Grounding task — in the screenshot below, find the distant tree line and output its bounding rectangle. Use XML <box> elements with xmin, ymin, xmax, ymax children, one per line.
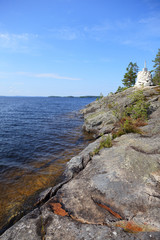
<box><xmin>116</xmin><ymin>49</ymin><xmax>160</xmax><ymax>93</ymax></box>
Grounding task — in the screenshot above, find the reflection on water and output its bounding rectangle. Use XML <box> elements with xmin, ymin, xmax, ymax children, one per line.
<box><xmin>0</xmin><ymin>97</ymin><xmax>95</xmax><ymax>234</ymax></box>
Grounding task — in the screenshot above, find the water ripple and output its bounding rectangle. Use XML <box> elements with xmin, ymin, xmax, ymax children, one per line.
<box><xmin>0</xmin><ymin>96</ymin><xmax>95</xmax><ymax>233</ymax></box>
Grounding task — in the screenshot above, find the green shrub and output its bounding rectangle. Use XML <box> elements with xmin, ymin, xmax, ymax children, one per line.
<box><xmin>100</xmin><ymin>135</ymin><xmax>113</xmax><ymax>148</ymax></box>
<box><xmin>92</xmin><ymin>147</ymin><xmax>100</xmax><ymax>155</ymax></box>
<box><xmin>112</xmin><ymin>103</ymin><xmax>123</xmax><ymax>120</ymax></box>
<box><xmin>91</xmin><ymin>135</ymin><xmax>113</xmax><ymax>156</ymax></box>
<box><xmin>112</xmin><ymin>117</ymin><xmax>144</xmax><ymax>139</ymax></box>
<box><xmin>124</xmin><ymin>90</ymin><xmax>150</xmax><ymax>120</ymax></box>
<box><xmin>96</xmin><ymin>93</ymin><xmax>104</xmax><ymax>101</ymax></box>
<box><xmin>116</xmin><ymin>86</ymin><xmax>128</xmax><ymax>93</ymax></box>
<box><xmin>108</xmin><ymin>103</ymin><xmax>113</xmax><ymax>109</ymax></box>
<box><xmin>130</xmin><ymin>90</ymin><xmax>145</xmax><ymax>101</ymax></box>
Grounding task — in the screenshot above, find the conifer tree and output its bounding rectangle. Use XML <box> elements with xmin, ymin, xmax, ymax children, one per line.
<box><xmin>122</xmin><ymin>62</ymin><xmax>139</xmax><ymax>88</ymax></box>
<box><xmin>152</xmin><ymin>49</ymin><xmax>160</xmax><ymax>85</ymax></box>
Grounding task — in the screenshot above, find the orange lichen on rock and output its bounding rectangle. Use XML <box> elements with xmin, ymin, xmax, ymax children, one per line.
<box><xmin>50</xmin><ymin>202</ymin><xmax>69</xmax><ymax>217</ymax></box>
<box><xmin>96</xmin><ymin>203</ymin><xmax>123</xmax><ymax>219</ymax></box>
<box><xmin>115</xmin><ymin>220</ymin><xmax>158</xmax><ymax>233</ymax></box>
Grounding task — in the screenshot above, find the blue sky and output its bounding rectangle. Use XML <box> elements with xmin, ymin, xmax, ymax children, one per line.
<box><xmin>0</xmin><ymin>0</ymin><xmax>160</xmax><ymax>96</ymax></box>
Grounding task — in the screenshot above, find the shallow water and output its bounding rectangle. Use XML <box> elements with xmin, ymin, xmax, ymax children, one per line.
<box><xmin>0</xmin><ymin>96</ymin><xmax>95</xmax><ymax>233</ymax></box>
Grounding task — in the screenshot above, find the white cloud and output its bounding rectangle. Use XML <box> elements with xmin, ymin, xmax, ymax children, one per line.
<box><xmin>115</xmin><ymin>19</ymin><xmax>132</xmax><ymax>30</ymax></box>
<box><xmin>139</xmin><ymin>17</ymin><xmax>152</xmax><ymax>24</ymax></box>
<box><xmin>48</xmin><ymin>22</ymin><xmax>113</xmax><ymax>41</ymax></box>
<box><xmin>122</xmin><ymin>40</ymin><xmax>134</xmax><ymax>45</ymax></box>
<box><xmin>83</xmin><ymin>23</ymin><xmax>112</xmax><ymax>41</ymax></box>
<box><xmin>118</xmin><ymin>13</ymin><xmax>160</xmax><ymax>50</ymax></box>
<box><xmin>33</xmin><ymin>73</ymin><xmax>80</xmax><ymax>80</ymax></box>
<box><xmin>49</xmin><ymin>27</ymin><xmax>80</xmax><ymax>40</ymax></box>
<box><xmin>82</xmin><ymin>14</ymin><xmax>160</xmax><ymax>46</ymax></box>
<box><xmin>84</xmin><ymin>23</ymin><xmax>111</xmax><ymax>33</ymax></box>
<box><xmin>0</xmin><ymin>72</ymin><xmax>81</xmax><ymax>81</ymax></box>
<box><xmin>138</xmin><ymin>16</ymin><xmax>160</xmax><ymax>37</ymax></box>
<box><xmin>0</xmin><ymin>33</ymin><xmax>38</xmax><ymax>51</ymax></box>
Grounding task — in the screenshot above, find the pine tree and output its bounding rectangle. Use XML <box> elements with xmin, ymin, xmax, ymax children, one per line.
<box><xmin>152</xmin><ymin>49</ymin><xmax>160</xmax><ymax>85</ymax></box>
<box><xmin>122</xmin><ymin>62</ymin><xmax>139</xmax><ymax>88</ymax></box>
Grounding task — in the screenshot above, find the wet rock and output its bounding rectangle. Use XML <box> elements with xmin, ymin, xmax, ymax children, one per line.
<box><xmin>0</xmin><ymin>208</ymin><xmax>41</xmax><ymax>240</ymax></box>
<box><xmin>63</xmin><ymin>137</ymin><xmax>102</xmax><ymax>180</ymax></box>
<box><xmin>36</xmin><ymin>187</ymin><xmax>52</xmax><ymax>205</ymax></box>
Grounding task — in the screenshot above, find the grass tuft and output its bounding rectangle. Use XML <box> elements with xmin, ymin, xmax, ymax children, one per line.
<box><xmin>92</xmin><ymin>135</ymin><xmax>113</xmax><ymax>156</ymax></box>
<box><xmin>112</xmin><ymin>117</ymin><xmax>146</xmax><ymax>138</ymax></box>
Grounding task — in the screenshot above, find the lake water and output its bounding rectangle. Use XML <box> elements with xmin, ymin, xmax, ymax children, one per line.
<box><xmin>0</xmin><ymin>96</ymin><xmax>95</xmax><ymax>234</ymax></box>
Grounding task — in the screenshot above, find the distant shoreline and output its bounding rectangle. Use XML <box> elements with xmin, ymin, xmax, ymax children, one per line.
<box><xmin>0</xmin><ymin>96</ymin><xmax>98</xmax><ymax>98</ymax></box>
<box><xmin>48</xmin><ymin>96</ymin><xmax>99</xmax><ymax>98</ymax></box>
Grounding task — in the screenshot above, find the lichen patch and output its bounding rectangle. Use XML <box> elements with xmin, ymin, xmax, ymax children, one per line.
<box><xmin>115</xmin><ymin>220</ymin><xmax>159</xmax><ymax>233</ymax></box>
<box><xmin>50</xmin><ymin>202</ymin><xmax>69</xmax><ymax>217</ymax></box>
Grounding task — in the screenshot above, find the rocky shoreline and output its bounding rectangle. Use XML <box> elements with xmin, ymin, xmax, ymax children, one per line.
<box><xmin>0</xmin><ymin>86</ymin><xmax>160</xmax><ymax>240</ymax></box>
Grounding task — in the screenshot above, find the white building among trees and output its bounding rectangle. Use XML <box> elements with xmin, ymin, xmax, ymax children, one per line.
<box><xmin>135</xmin><ymin>61</ymin><xmax>153</xmax><ymax>87</ymax></box>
